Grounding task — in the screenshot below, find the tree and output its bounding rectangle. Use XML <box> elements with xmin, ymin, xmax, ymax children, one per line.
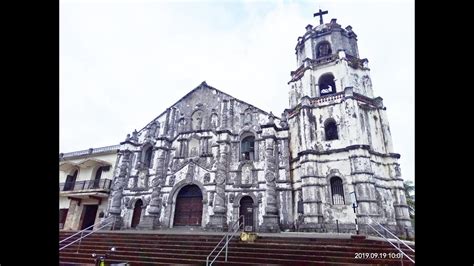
<box><xmin>403</xmin><ymin>180</ymin><xmax>415</xmax><ymax>226</ymax></box>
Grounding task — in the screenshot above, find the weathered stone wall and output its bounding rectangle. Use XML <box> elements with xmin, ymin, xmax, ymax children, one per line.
<box><xmin>290</xmin><ymin>145</ymin><xmax>405</xmax><ymax>232</ymax></box>
<box><xmin>287</xmin><ymin>93</ymin><xmax>409</xmax><ymax>233</ymax></box>
<box><xmin>289</xmin><ymin>54</ymin><xmax>373</xmax><ymax>108</ymax></box>
<box><xmin>288</xmin><ymin>96</ymin><xmax>393</xmax><ymax>158</ymax></box>
<box><xmin>294</xmin><ymin>20</ymin><xmax>359</xmax><ymax>68</ymax></box>
<box><xmin>286</xmin><ymin>20</ymin><xmax>411</xmax><ymax>235</ymax></box>
<box><xmin>108</xmin><ymin>83</ymin><xmax>292</xmax><ymax>231</ymax></box>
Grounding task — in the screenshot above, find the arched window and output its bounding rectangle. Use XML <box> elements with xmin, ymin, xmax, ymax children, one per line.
<box><xmin>330</xmin><ymin>176</ymin><xmax>345</xmax><ymax>205</ymax></box>
<box><xmin>143</xmin><ymin>146</ymin><xmax>153</xmax><ymax>168</ymax></box>
<box><xmin>324</xmin><ymin>119</ymin><xmax>338</xmax><ymax>141</ymax></box>
<box><xmin>316</xmin><ymin>41</ymin><xmax>332</xmax><ymax>58</ymax></box>
<box><xmin>64</xmin><ymin>169</ymin><xmax>78</xmax><ymax>191</ymax></box>
<box><xmin>241</xmin><ymin>135</ymin><xmax>255</xmax><ymax>161</ymax></box>
<box><xmin>318</xmin><ymin>73</ymin><xmax>336</xmax><ymax>96</ymax></box>
<box><xmin>91</xmin><ymin>166</ymin><xmax>104</xmax><ymax>188</ymax></box>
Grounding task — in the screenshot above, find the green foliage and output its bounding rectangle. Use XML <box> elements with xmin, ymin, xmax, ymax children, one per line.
<box><xmin>403</xmin><ymin>180</ymin><xmax>415</xmax><ymax>226</ymax></box>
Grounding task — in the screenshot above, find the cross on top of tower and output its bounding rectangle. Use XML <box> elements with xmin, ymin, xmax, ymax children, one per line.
<box><xmin>313</xmin><ymin>9</ymin><xmax>328</xmax><ymax>25</ymax></box>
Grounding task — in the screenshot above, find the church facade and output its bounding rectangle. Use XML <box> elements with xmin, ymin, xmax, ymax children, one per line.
<box><xmin>63</xmin><ymin>13</ymin><xmax>412</xmax><ymax>236</ymax></box>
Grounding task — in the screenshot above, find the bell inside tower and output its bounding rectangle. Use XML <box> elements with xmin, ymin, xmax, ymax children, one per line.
<box><xmin>318</xmin><ymin>73</ymin><xmax>336</xmax><ymax>96</ymax></box>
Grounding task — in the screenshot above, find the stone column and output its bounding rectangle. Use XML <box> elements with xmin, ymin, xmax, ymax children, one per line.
<box><xmin>350</xmin><ymin>154</ymin><xmax>380</xmax><ymax>233</ymax></box>
<box><xmin>163</xmin><ymin>108</ymin><xmax>170</xmax><ymax>136</ymax></box>
<box><xmin>299</xmin><ymin>161</ymin><xmax>325</xmax><ymax>232</ymax></box>
<box><xmin>261</xmin><ymin>136</ymin><xmax>280</xmax><ymax>232</ymax></box>
<box><xmin>221</xmin><ymin>100</ymin><xmax>228</xmax><ymax>129</ymax></box>
<box><xmin>229</xmin><ymin>99</ymin><xmax>234</xmax><ymax>129</ymax></box>
<box><xmin>207</xmin><ymin>134</ymin><xmax>230</xmax><ymax>231</ymax></box>
<box><xmin>138</xmin><ymin>140</ymin><xmax>169</xmax><ymax>229</ymax></box>
<box><xmin>106</xmin><ymin>150</ymin><xmax>132</xmax><ymax>230</ymax></box>
<box><xmin>391</xmin><ymin>163</ymin><xmax>413</xmax><ymax>237</ymax></box>
<box><xmin>298</xmin><ymin>97</ymin><xmax>311</xmax><ymax>151</ymax></box>
<box><xmin>377</xmin><ymin>105</ymin><xmax>395</xmax><ymax>153</ymax></box>
<box><xmin>343</xmin><ymin>88</ymin><xmax>365</xmax><ymax>146</ymax></box>
<box><xmin>168</xmin><ymin>107</ymin><xmax>176</xmax><ymax>138</ymax></box>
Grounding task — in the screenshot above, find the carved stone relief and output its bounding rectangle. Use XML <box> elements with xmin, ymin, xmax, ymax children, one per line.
<box><xmin>169</xmin><ymin>175</ymin><xmax>175</xmax><ymax>186</ymax></box>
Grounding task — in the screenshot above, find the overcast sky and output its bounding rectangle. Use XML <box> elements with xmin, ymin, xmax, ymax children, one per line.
<box><xmin>60</xmin><ymin>0</ymin><xmax>414</xmax><ymax>183</ymax></box>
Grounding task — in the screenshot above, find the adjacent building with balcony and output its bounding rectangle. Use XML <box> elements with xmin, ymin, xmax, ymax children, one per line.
<box><xmin>59</xmin><ymin>145</ymin><xmax>119</xmax><ymax>230</ymax></box>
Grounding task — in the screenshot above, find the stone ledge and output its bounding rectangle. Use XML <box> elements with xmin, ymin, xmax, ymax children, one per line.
<box><xmin>350</xmin><ymin>234</ymin><xmax>367</xmax><ymax>240</ymax></box>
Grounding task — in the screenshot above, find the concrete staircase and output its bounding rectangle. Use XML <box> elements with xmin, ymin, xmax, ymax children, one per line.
<box><xmin>59</xmin><ymin>230</ymin><xmax>415</xmax><ymax>265</ymax></box>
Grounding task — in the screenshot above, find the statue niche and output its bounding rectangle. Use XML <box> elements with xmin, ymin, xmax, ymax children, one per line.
<box><xmin>242</xmin><ymin>164</ymin><xmax>252</xmax><ymax>185</ymax></box>
<box><xmin>237</xmin><ymin>163</ymin><xmax>255</xmax><ymax>187</ymax></box>
<box><xmin>188</xmin><ymin>137</ymin><xmax>200</xmax><ymax>157</ymax></box>
<box><xmin>243</xmin><ymin>108</ymin><xmax>253</xmax><ymax>126</ymax></box>
<box><xmin>137</xmin><ymin>170</ymin><xmax>148</xmax><ymax>189</ymax></box>
<box><xmin>192</xmin><ymin>110</ymin><xmax>204</xmax><ymax>130</ymax></box>
<box><xmin>210</xmin><ymin>112</ymin><xmax>219</xmax><ymax>129</ymax></box>
<box><xmin>177</xmin><ymin>116</ymin><xmax>186</xmax><ymax>133</ymax></box>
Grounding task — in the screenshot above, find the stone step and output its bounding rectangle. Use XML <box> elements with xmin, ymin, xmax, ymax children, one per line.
<box><xmin>61</xmin><ymin>239</ymin><xmax>414</xmax><ymax>256</ymax></box>
<box><xmin>59</xmin><ymin>232</ymin><xmax>414</xmax><ymax>265</ymax></box>
<box><xmin>77</xmin><ymin>246</ymin><xmax>414</xmax><ymax>260</ymax></box>
<box><xmin>87</xmin><ymin>248</ymin><xmax>414</xmax><ymax>264</ymax></box>
<box><xmin>61</xmin><ymin>252</ymin><xmax>401</xmax><ymax>265</ymax></box>
<box><xmin>60</xmin><ymin>235</ymin><xmax>412</xmax><ymax>249</ymax></box>
<box><xmin>60</xmin><ymin>232</ymin><xmax>413</xmax><ymax>247</ymax></box>
<box><xmin>64</xmin><ymin>241</ymin><xmax>414</xmax><ymax>258</ymax></box>
<box><xmin>61</xmin><ymin>246</ymin><xmax>414</xmax><ymax>265</ymax></box>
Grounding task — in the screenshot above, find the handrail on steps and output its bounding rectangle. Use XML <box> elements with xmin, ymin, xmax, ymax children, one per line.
<box><xmin>206</xmin><ymin>215</ymin><xmax>245</xmax><ymax>266</ymax></box>
<box><xmin>366</xmin><ymin>218</ymin><xmax>415</xmax><ymax>264</ymax></box>
<box><xmin>59</xmin><ymin>215</ymin><xmax>116</xmax><ymax>252</ymax></box>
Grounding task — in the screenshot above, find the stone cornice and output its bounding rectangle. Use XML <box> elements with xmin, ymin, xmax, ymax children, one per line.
<box><xmin>291</xmin><ymin>145</ymin><xmax>400</xmax><ymax>163</ymax></box>
<box><xmin>287</xmin><ymin>92</ymin><xmax>383</xmax><ymax>120</ymax></box>
<box><xmin>60</xmin><ymin>145</ymin><xmax>120</xmax><ymax>160</ymax></box>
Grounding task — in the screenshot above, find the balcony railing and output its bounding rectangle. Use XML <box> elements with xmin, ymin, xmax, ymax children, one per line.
<box><xmin>311</xmin><ymin>54</ymin><xmax>339</xmax><ymax>66</ymax></box>
<box><xmin>311</xmin><ymin>92</ymin><xmax>344</xmax><ymax>105</ymax></box>
<box><xmin>59</xmin><ymin>179</ymin><xmax>112</xmax><ymax>192</ymax></box>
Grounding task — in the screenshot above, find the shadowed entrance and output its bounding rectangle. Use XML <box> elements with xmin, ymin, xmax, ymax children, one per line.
<box><xmin>173</xmin><ymin>185</ymin><xmax>203</xmax><ymax>226</ymax></box>
<box><xmin>131</xmin><ymin>199</ymin><xmax>143</xmax><ymax>228</ymax></box>
<box><xmin>240</xmin><ymin>196</ymin><xmax>254</xmax><ymax>231</ymax></box>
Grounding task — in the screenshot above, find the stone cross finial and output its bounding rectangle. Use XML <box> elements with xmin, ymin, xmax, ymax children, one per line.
<box><xmin>280</xmin><ymin>112</ymin><xmax>288</xmax><ymax>128</ymax></box>
<box><xmin>131</xmin><ymin>129</ymin><xmax>138</xmax><ymax>141</ymax></box>
<box><xmin>313</xmin><ymin>9</ymin><xmax>328</xmax><ymax>25</ymax></box>
<box><xmin>268</xmin><ymin>112</ymin><xmax>275</xmax><ymax>124</ymax></box>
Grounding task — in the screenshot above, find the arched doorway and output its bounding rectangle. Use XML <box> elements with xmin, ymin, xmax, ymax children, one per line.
<box><xmin>239</xmin><ymin>196</ymin><xmax>254</xmax><ymax>231</ymax></box>
<box><xmin>131</xmin><ymin>199</ymin><xmax>143</xmax><ymax>228</ymax></box>
<box><xmin>174</xmin><ymin>185</ymin><xmax>203</xmax><ymax>226</ymax></box>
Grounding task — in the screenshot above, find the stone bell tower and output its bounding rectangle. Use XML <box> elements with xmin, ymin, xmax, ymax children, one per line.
<box><xmin>287</xmin><ymin>10</ymin><xmax>412</xmax><ymax>236</ymax></box>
